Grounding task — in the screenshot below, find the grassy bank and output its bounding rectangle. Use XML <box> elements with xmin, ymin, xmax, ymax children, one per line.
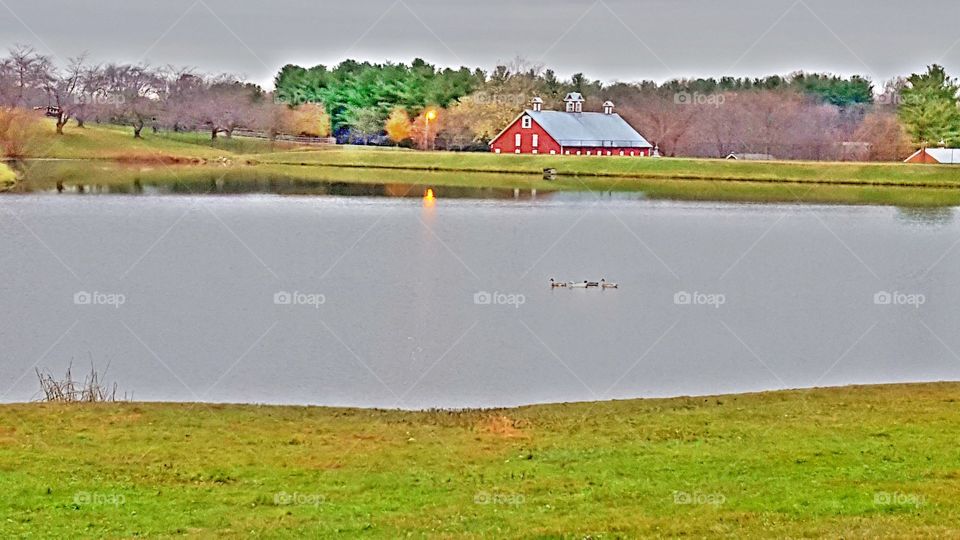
<box><xmin>14</xmin><ymin>159</ymin><xmax>960</xmax><ymax>207</ymax></box>
<box><xmin>2</xmin><ymin>383</ymin><xmax>960</xmax><ymax>538</ymax></box>
<box><xmin>13</xmin><ymin>122</ymin><xmax>960</xmax><ymax>206</ymax></box>
<box><xmin>0</xmin><ymin>162</ymin><xmax>14</xmax><ymax>186</ymax></box>
<box><xmin>251</xmin><ymin>145</ymin><xmax>960</xmax><ymax>188</ymax></box>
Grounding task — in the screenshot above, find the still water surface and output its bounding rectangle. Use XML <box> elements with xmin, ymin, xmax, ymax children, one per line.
<box><xmin>1</xmin><ymin>190</ymin><xmax>958</xmax><ymax>408</ymax></box>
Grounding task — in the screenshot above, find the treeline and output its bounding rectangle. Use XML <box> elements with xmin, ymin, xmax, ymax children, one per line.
<box><xmin>274</xmin><ymin>59</ymin><xmax>482</xmax><ymax>135</ymax></box>
<box><xmin>274</xmin><ymin>57</ymin><xmax>957</xmax><ymax>160</ymax></box>
<box><xmin>3</xmin><ymin>44</ymin><xmax>959</xmax><ymax>161</ymax></box>
<box><xmin>0</xmin><ymin>45</ymin><xmax>333</xmax><ymax>148</ymax></box>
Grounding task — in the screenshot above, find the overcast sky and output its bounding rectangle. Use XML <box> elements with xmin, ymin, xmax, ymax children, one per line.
<box><xmin>2</xmin><ymin>0</ymin><xmax>959</xmax><ymax>89</ymax></box>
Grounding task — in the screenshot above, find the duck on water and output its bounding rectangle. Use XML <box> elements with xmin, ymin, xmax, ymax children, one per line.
<box><xmin>550</xmin><ymin>278</ymin><xmax>618</xmax><ymax>289</ymax></box>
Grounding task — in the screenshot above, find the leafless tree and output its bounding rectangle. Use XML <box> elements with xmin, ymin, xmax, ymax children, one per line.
<box><xmin>43</xmin><ymin>55</ymin><xmax>91</xmax><ymax>134</ymax></box>
<box><xmin>0</xmin><ymin>45</ymin><xmax>52</xmax><ymax>109</ymax></box>
<box><xmin>101</xmin><ymin>63</ymin><xmax>162</xmax><ymax>138</ymax></box>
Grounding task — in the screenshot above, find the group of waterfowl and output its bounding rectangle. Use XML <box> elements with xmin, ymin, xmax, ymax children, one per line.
<box><xmin>550</xmin><ymin>278</ymin><xmax>618</xmax><ymax>289</ymax></box>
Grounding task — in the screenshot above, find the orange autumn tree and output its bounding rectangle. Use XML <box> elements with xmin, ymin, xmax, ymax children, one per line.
<box><xmin>0</xmin><ymin>107</ymin><xmax>47</xmax><ymax>158</ymax></box>
<box><xmin>290</xmin><ymin>103</ymin><xmax>331</xmax><ymax>137</ymax></box>
<box><xmin>384</xmin><ymin>108</ymin><xmax>412</xmax><ymax>145</ymax></box>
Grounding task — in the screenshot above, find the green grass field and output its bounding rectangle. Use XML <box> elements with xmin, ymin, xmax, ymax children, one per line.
<box><xmin>15</xmin><ymin>159</ymin><xmax>960</xmax><ymax>207</ymax></box>
<box><xmin>13</xmin><ymin>121</ymin><xmax>960</xmax><ymax>205</ymax></box>
<box><xmin>1</xmin><ymin>383</ymin><xmax>958</xmax><ymax>538</ymax></box>
<box><xmin>252</xmin><ymin>145</ymin><xmax>960</xmax><ymax>188</ymax></box>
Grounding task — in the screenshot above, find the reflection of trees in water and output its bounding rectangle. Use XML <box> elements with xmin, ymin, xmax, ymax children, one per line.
<box><xmin>16</xmin><ymin>163</ymin><xmax>536</xmax><ymax>199</ymax></box>
<box><xmin>895</xmin><ymin>206</ymin><xmax>955</xmax><ymax>226</ymax></box>
<box><xmin>115</xmin><ymin>174</ymin><xmax>526</xmax><ymax>199</ymax></box>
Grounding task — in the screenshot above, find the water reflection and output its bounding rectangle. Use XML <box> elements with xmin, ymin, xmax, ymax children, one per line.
<box><xmin>895</xmin><ymin>206</ymin><xmax>955</xmax><ymax>226</ymax></box>
<box><xmin>33</xmin><ymin>175</ymin><xmax>552</xmax><ymax>200</ymax></box>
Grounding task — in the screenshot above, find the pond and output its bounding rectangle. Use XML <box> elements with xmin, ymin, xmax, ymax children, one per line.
<box><xmin>1</xmin><ymin>189</ymin><xmax>958</xmax><ymax>409</ymax></box>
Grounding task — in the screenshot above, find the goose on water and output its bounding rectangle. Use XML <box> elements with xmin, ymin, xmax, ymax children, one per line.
<box><xmin>549</xmin><ymin>278</ymin><xmax>567</xmax><ymax>288</ymax></box>
<box><xmin>600</xmin><ymin>279</ymin><xmax>618</xmax><ymax>289</ymax></box>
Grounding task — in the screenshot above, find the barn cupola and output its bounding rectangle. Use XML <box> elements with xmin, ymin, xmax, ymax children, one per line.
<box><xmin>563</xmin><ymin>92</ymin><xmax>584</xmax><ymax>113</ymax></box>
<box><xmin>531</xmin><ymin>96</ymin><xmax>543</xmax><ymax>112</ymax></box>
<box><xmin>603</xmin><ymin>100</ymin><xmax>615</xmax><ymax>115</ymax></box>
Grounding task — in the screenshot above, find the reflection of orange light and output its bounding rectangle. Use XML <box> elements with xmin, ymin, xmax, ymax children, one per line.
<box><xmin>423</xmin><ymin>188</ymin><xmax>435</xmax><ymax>206</ymax></box>
<box><xmin>425</xmin><ymin>110</ymin><xmax>437</xmax><ymax>121</ymax></box>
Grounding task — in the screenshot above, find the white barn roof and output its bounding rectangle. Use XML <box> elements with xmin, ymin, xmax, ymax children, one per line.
<box><xmin>906</xmin><ymin>148</ymin><xmax>960</xmax><ymax>164</ymax></box>
<box><xmin>525</xmin><ymin>109</ymin><xmax>652</xmax><ymax>148</ymax></box>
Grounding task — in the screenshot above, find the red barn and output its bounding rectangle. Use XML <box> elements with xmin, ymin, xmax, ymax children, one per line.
<box><xmin>904</xmin><ymin>147</ymin><xmax>960</xmax><ymax>164</ymax></box>
<box><xmin>489</xmin><ymin>93</ymin><xmax>654</xmax><ymax>156</ymax></box>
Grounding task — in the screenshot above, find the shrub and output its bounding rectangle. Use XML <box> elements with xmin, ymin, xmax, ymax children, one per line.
<box><xmin>0</xmin><ymin>107</ymin><xmax>48</xmax><ymax>158</ymax></box>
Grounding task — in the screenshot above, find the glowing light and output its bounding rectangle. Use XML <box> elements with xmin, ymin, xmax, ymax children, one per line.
<box><xmin>425</xmin><ymin>110</ymin><xmax>438</xmax><ymax>121</ymax></box>
<box><xmin>423</xmin><ymin>188</ymin><xmax>436</xmax><ymax>206</ymax></box>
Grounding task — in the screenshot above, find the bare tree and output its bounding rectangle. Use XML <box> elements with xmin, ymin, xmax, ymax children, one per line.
<box><xmin>101</xmin><ymin>63</ymin><xmax>162</xmax><ymax>138</ymax></box>
<box><xmin>0</xmin><ymin>45</ymin><xmax>52</xmax><ymax>109</ymax></box>
<box><xmin>43</xmin><ymin>55</ymin><xmax>91</xmax><ymax>134</ymax></box>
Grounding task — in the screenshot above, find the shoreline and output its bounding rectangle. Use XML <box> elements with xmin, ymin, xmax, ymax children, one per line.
<box><xmin>3</xmin><ymin>380</ymin><xmax>954</xmax><ymax>412</ymax></box>
<box><xmin>12</xmin><ymin>154</ymin><xmax>960</xmax><ymax>191</ymax></box>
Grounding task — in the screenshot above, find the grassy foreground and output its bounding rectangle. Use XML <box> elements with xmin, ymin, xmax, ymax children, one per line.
<box><xmin>2</xmin><ymin>383</ymin><xmax>960</xmax><ymax>538</ymax></box>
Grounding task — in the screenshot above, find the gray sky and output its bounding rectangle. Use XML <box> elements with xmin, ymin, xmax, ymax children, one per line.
<box><xmin>2</xmin><ymin>0</ymin><xmax>959</xmax><ymax>89</ymax></box>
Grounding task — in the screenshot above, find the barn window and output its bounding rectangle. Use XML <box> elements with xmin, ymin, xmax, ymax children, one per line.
<box><xmin>495</xmin><ymin>148</ymin><xmax>501</xmax><ymax>154</ymax></box>
<box><xmin>514</xmin><ymin>134</ymin><xmax>521</xmax><ymax>147</ymax></box>
<box><xmin>619</xmin><ymin>150</ymin><xmax>624</xmax><ymax>156</ymax></box>
<box><xmin>630</xmin><ymin>151</ymin><xmax>635</xmax><ymax>156</ymax></box>
<box><xmin>521</xmin><ymin>116</ymin><xmax>532</xmax><ymax>129</ymax></box>
<box><xmin>532</xmin><ymin>149</ymin><xmax>538</xmax><ymax>154</ymax></box>
<box><xmin>532</xmin><ymin>134</ymin><xmax>539</xmax><ymax>147</ymax></box>
<box><xmin>606</xmin><ymin>151</ymin><xmax>612</xmax><ymax>156</ymax></box>
<box><xmin>550</xmin><ymin>150</ymin><xmax>556</xmax><ymax>155</ymax></box>
<box><xmin>586</xmin><ymin>151</ymin><xmax>591</xmax><ymax>155</ymax></box>
<box><xmin>565</xmin><ymin>150</ymin><xmax>570</xmax><ymax>155</ymax></box>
